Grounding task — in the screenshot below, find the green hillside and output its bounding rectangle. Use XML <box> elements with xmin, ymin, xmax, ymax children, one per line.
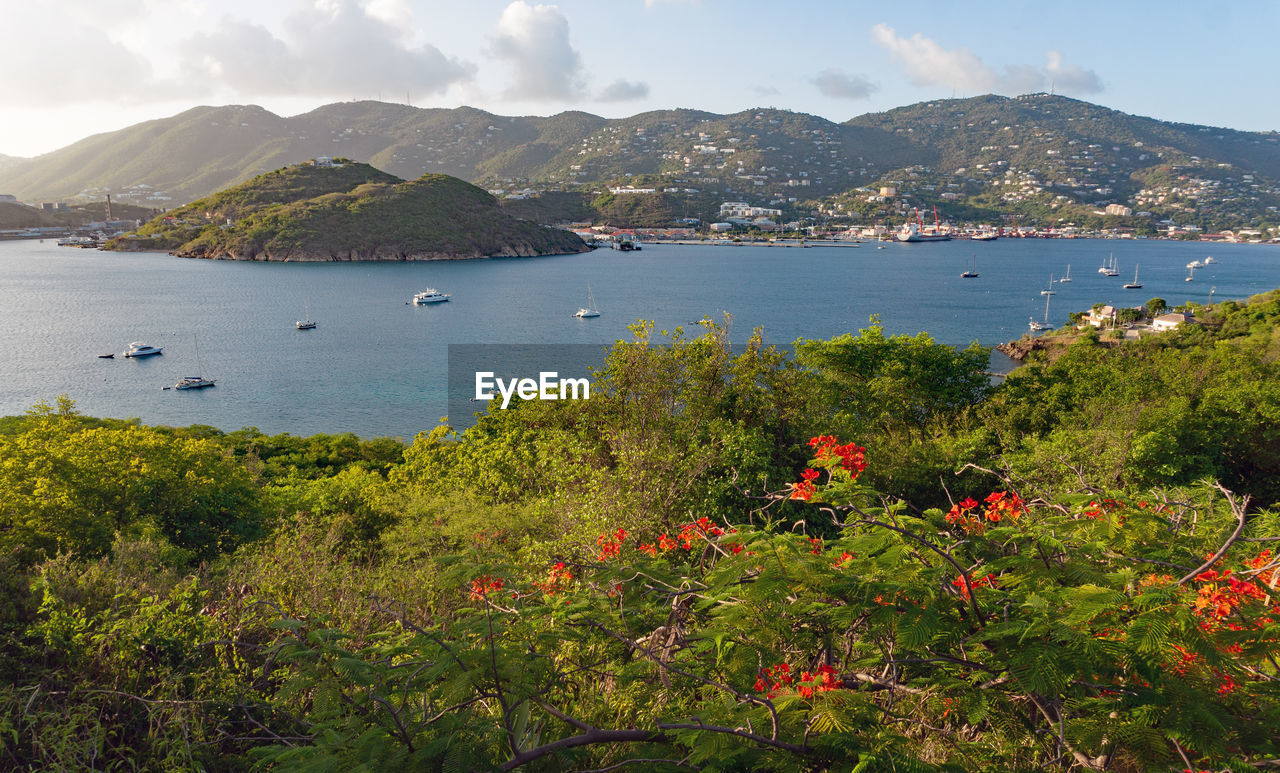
<box><xmin>5</xmin><ymin>95</ymin><xmax>1280</xmax><ymax>232</ymax></box>
<box><xmin>108</xmin><ymin>160</ymin><xmax>587</xmax><ymax>260</ymax></box>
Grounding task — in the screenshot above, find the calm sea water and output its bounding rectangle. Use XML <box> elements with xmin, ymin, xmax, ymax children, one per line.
<box><xmin>1</xmin><ymin>238</ymin><xmax>1277</xmax><ymax>438</ymax></box>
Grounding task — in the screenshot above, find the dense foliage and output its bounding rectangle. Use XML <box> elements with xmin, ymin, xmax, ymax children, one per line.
<box><xmin>4</xmin><ymin>292</ymin><xmax>1280</xmax><ymax>770</ymax></box>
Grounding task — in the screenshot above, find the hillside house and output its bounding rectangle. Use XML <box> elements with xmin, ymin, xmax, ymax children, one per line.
<box><xmin>1152</xmin><ymin>312</ymin><xmax>1195</xmax><ymax>332</ymax></box>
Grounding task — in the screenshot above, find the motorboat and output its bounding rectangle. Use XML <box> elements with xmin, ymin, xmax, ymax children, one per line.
<box><xmin>123</xmin><ymin>342</ymin><xmax>163</xmax><ymax>357</ymax></box>
<box><xmin>413</xmin><ymin>289</ymin><xmax>450</xmax><ymax>304</ymax></box>
<box><xmin>1186</xmin><ymin>260</ymin><xmax>1204</xmax><ymax>269</ymax></box>
<box><xmin>574</xmin><ymin>283</ymin><xmax>601</xmax><ymax>318</ymax></box>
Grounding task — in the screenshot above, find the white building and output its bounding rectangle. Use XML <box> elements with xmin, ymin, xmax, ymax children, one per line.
<box><xmin>1152</xmin><ymin>312</ymin><xmax>1195</xmax><ymax>332</ymax></box>
<box><xmin>719</xmin><ymin>201</ymin><xmax>783</xmax><ymax>219</ymax></box>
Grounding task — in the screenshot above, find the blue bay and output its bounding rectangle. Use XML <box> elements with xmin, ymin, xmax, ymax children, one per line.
<box><xmin>2</xmin><ymin>238</ymin><xmax>1277</xmax><ymax>438</ymax></box>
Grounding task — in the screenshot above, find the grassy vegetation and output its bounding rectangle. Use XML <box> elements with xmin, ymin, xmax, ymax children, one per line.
<box><xmin>4</xmin><ymin>291</ymin><xmax>1280</xmax><ymax>770</ymax></box>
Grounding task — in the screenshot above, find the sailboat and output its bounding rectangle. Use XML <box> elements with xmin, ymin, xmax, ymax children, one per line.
<box><xmin>173</xmin><ymin>335</ymin><xmax>215</xmax><ymax>390</ymax></box>
<box><xmin>961</xmin><ymin>255</ymin><xmax>979</xmax><ymax>278</ymax></box>
<box><xmin>1123</xmin><ymin>264</ymin><xmax>1143</xmax><ymax>289</ymax></box>
<box><xmin>296</xmin><ymin>300</ymin><xmax>317</xmax><ymax>330</ymax></box>
<box><xmin>1099</xmin><ymin>253</ymin><xmax>1119</xmax><ymax>277</ymax></box>
<box><xmin>1186</xmin><ymin>265</ymin><xmax>1195</xmax><ymax>282</ymax></box>
<box><xmin>1029</xmin><ymin>289</ymin><xmax>1052</xmax><ymax>331</ymax></box>
<box><xmin>1058</xmin><ymin>264</ymin><xmax>1072</xmax><ymax>283</ymax></box>
<box><xmin>1040</xmin><ymin>273</ymin><xmax>1056</xmax><ymax>295</ymax></box>
<box><xmin>574</xmin><ymin>283</ymin><xmax>600</xmax><ymax>318</ymax></box>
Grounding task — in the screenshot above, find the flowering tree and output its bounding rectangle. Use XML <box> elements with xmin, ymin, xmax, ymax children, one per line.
<box><xmin>255</xmin><ymin>437</ymin><xmax>1280</xmax><ymax>771</ymax></box>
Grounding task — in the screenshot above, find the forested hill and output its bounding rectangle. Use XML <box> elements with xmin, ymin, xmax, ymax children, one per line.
<box><xmin>106</xmin><ymin>160</ymin><xmax>588</xmax><ymax>261</ymax></box>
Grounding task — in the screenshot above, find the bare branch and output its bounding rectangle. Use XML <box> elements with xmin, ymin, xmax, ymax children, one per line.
<box><xmin>1179</xmin><ymin>484</ymin><xmax>1251</xmax><ymax>585</ymax></box>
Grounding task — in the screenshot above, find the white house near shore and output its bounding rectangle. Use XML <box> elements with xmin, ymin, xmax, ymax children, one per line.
<box><xmin>1152</xmin><ymin>312</ymin><xmax>1196</xmax><ymax>331</ymax></box>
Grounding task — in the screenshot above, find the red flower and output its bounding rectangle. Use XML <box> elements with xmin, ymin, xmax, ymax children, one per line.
<box><xmin>790</xmin><ymin>480</ymin><xmax>816</xmax><ymax>501</ymax></box>
<box><xmin>469</xmin><ymin>575</ymin><xmax>504</xmax><ymax>601</ymax></box>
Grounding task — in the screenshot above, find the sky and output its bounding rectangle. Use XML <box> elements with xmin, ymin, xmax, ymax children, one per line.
<box><xmin>2</xmin><ymin>0</ymin><xmax>1277</xmax><ymax>157</ymax></box>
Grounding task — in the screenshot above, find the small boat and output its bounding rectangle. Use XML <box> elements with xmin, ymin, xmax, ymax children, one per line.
<box><xmin>1058</xmin><ymin>264</ymin><xmax>1072</xmax><ymax>283</ymax></box>
<box><xmin>1099</xmin><ymin>253</ymin><xmax>1118</xmax><ymax>277</ymax></box>
<box><xmin>173</xmin><ymin>335</ymin><xmax>215</xmax><ymax>390</ymax></box>
<box><xmin>1029</xmin><ymin>288</ymin><xmax>1052</xmax><ymax>331</ymax></box>
<box><xmin>296</xmin><ymin>301</ymin><xmax>317</xmax><ymax>330</ymax></box>
<box><xmin>174</xmin><ymin>376</ymin><xmax>215</xmax><ymax>390</ymax></box>
<box><xmin>961</xmin><ymin>255</ymin><xmax>979</xmax><ymax>278</ymax></box>
<box><xmin>123</xmin><ymin>342</ymin><xmax>163</xmax><ymax>357</ymax></box>
<box><xmin>413</xmin><ymin>288</ymin><xmax>450</xmax><ymax>304</ymax></box>
<box><xmin>1040</xmin><ymin>273</ymin><xmax>1056</xmax><ymax>295</ymax></box>
<box><xmin>1186</xmin><ymin>260</ymin><xmax>1204</xmax><ymax>270</ymax></box>
<box><xmin>574</xmin><ymin>283</ymin><xmax>601</xmax><ymax>318</ymax></box>
<box><xmin>97</xmin><ymin>353</ymin><xmax>115</xmax><ymax>359</ymax></box>
<box><xmin>1204</xmin><ymin>256</ymin><xmax>1217</xmax><ymax>264</ymax></box>
<box><xmin>1123</xmin><ymin>265</ymin><xmax>1143</xmax><ymax>289</ymax></box>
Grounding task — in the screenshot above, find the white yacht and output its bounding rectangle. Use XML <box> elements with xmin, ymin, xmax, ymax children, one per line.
<box><xmin>1099</xmin><ymin>253</ymin><xmax>1119</xmax><ymax>277</ymax></box>
<box><xmin>123</xmin><ymin>342</ymin><xmax>163</xmax><ymax>357</ymax></box>
<box><xmin>1040</xmin><ymin>274</ymin><xmax>1056</xmax><ymax>295</ymax></box>
<box><xmin>574</xmin><ymin>283</ymin><xmax>601</xmax><ymax>318</ymax></box>
<box><xmin>413</xmin><ymin>289</ymin><xmax>451</xmax><ymax>304</ymax></box>
<box><xmin>1058</xmin><ymin>264</ymin><xmax>1072</xmax><ymax>283</ymax></box>
<box><xmin>1186</xmin><ymin>260</ymin><xmax>1204</xmax><ymax>270</ymax></box>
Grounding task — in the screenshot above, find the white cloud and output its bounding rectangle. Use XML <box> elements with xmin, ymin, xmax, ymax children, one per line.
<box><xmin>871</xmin><ymin>24</ymin><xmax>1102</xmax><ymax>97</ymax></box>
<box><xmin>597</xmin><ymin>79</ymin><xmax>649</xmax><ymax>102</ymax></box>
<box><xmin>812</xmin><ymin>68</ymin><xmax>878</xmax><ymax>100</ymax></box>
<box><xmin>0</xmin><ymin>6</ymin><xmax>155</xmax><ymax>106</ymax></box>
<box><xmin>490</xmin><ymin>1</ymin><xmax>584</xmax><ymax>102</ymax></box>
<box><xmin>1045</xmin><ymin>51</ymin><xmax>1104</xmax><ymax>95</ymax></box>
<box><xmin>178</xmin><ymin>1</ymin><xmax>474</xmax><ymax>99</ymax></box>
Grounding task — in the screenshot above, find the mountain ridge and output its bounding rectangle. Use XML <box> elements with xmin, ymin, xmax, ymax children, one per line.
<box><xmin>3</xmin><ymin>95</ymin><xmax>1278</xmax><ymax>232</ymax></box>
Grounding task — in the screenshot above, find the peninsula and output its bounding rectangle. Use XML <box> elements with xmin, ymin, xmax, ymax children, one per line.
<box><xmin>106</xmin><ymin>159</ymin><xmax>589</xmax><ymax>261</ymax></box>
